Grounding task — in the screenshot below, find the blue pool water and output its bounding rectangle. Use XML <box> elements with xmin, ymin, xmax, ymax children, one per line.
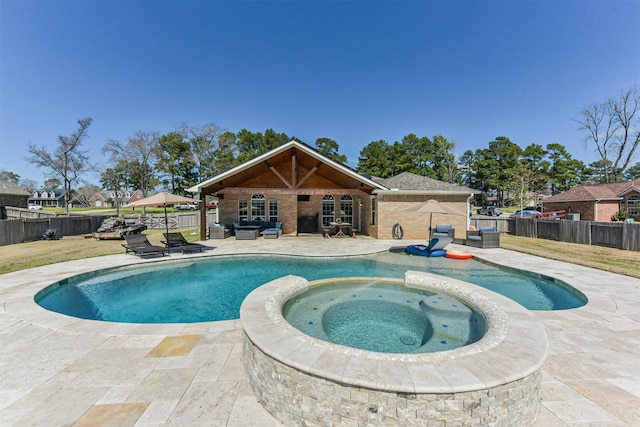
<box><xmin>283</xmin><ymin>280</ymin><xmax>486</xmax><ymax>354</ymax></box>
<box><xmin>35</xmin><ymin>252</ymin><xmax>587</xmax><ymax>323</ymax></box>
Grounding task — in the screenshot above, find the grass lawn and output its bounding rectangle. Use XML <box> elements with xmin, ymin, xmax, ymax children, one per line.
<box><xmin>0</xmin><ymin>229</ymin><xmax>198</xmax><ymax>275</ymax></box>
<box><xmin>1</xmin><ymin>231</ymin><xmax>639</xmax><ymax>278</ymax></box>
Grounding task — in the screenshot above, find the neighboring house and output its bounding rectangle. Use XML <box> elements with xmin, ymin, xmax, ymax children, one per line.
<box><xmin>28</xmin><ymin>188</ymin><xmax>66</xmax><ymax>208</ymax></box>
<box><xmin>89</xmin><ymin>189</ymin><xmax>150</xmax><ymax>207</ymax></box>
<box><xmin>0</xmin><ymin>181</ymin><xmax>30</xmax><ymax>217</ymax></box>
<box><xmin>188</xmin><ymin>140</ymin><xmax>478</xmax><ymax>240</ymax></box>
<box><xmin>542</xmin><ymin>179</ymin><xmax>640</xmax><ymax>221</ymax></box>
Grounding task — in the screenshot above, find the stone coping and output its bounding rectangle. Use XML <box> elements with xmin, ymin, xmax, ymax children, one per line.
<box><xmin>240</xmin><ymin>270</ymin><xmax>548</xmax><ymax>394</ymax></box>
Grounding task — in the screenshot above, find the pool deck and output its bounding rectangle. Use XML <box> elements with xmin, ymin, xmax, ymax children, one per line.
<box><xmin>0</xmin><ymin>235</ymin><xmax>639</xmax><ymax>426</ymax></box>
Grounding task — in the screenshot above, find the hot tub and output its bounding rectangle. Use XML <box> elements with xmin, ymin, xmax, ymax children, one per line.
<box><xmin>241</xmin><ymin>271</ymin><xmax>548</xmax><ymax>426</ymax></box>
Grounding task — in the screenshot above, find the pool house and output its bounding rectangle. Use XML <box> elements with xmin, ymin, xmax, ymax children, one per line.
<box><xmin>189</xmin><ymin>140</ymin><xmax>477</xmax><ymax>240</ymax></box>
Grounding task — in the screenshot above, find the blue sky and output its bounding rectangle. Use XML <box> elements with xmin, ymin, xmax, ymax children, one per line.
<box><xmin>1</xmin><ymin>0</ymin><xmax>639</xmax><ymax>187</ymax></box>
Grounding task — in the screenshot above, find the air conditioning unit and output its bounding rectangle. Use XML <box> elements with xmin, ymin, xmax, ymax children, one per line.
<box><xmin>566</xmin><ymin>213</ymin><xmax>580</xmax><ymax>221</ymax></box>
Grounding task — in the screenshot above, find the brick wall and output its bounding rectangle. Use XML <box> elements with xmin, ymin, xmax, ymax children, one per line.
<box><xmin>544</xmin><ymin>200</ymin><xmax>620</xmax><ymax>221</ymax></box>
<box><xmin>374</xmin><ymin>195</ymin><xmax>469</xmax><ymax>239</ymax></box>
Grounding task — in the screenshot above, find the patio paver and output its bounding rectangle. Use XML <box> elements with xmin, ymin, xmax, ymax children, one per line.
<box><xmin>1</xmin><ymin>235</ymin><xmax>639</xmax><ymax>426</ymax></box>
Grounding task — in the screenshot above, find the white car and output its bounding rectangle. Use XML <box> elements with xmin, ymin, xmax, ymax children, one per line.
<box><xmin>174</xmin><ymin>203</ymin><xmax>197</xmax><ymax>210</ymax></box>
<box><xmin>28</xmin><ymin>204</ymin><xmax>43</xmax><ymax>210</ymax></box>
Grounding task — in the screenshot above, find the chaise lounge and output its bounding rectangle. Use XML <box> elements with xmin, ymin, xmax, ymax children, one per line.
<box><xmin>123</xmin><ymin>234</ymin><xmax>170</xmax><ymax>258</ymax></box>
<box><xmin>162</xmin><ymin>232</ymin><xmax>207</xmax><ymax>254</ymax></box>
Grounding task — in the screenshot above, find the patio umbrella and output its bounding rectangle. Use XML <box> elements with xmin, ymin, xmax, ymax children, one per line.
<box><xmin>404</xmin><ymin>199</ymin><xmax>464</xmax><ymax>238</ymax></box>
<box><xmin>123</xmin><ymin>192</ymin><xmax>198</xmax><ymax>237</ymax></box>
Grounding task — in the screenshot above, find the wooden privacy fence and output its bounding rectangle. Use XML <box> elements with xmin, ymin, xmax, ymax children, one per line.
<box><xmin>469</xmin><ymin>218</ymin><xmax>510</xmax><ymax>233</ymax></box>
<box><xmin>0</xmin><ymin>215</ymin><xmax>109</xmax><ymax>246</ymax></box>
<box><xmin>508</xmin><ymin>218</ymin><xmax>640</xmax><ymax>252</ymax></box>
<box><xmin>0</xmin><ymin>212</ymin><xmax>218</xmax><ymax>246</ymax></box>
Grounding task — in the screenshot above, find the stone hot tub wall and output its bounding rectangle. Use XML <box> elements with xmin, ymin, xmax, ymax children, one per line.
<box><xmin>240</xmin><ymin>273</ymin><xmax>548</xmax><ymax>426</ymax></box>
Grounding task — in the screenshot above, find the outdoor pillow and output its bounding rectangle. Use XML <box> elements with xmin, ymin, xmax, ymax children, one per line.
<box><xmin>435</xmin><ymin>224</ymin><xmax>451</xmax><ymax>233</ymax></box>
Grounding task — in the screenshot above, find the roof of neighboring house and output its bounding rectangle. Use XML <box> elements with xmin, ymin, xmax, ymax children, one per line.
<box><xmin>28</xmin><ymin>188</ymin><xmax>66</xmax><ymax>200</ymax></box>
<box><xmin>372</xmin><ymin>172</ymin><xmax>478</xmax><ymax>194</ymax></box>
<box><xmin>0</xmin><ymin>181</ymin><xmax>30</xmax><ymax>196</ymax></box>
<box><xmin>542</xmin><ymin>179</ymin><xmax>640</xmax><ymax>203</ymax></box>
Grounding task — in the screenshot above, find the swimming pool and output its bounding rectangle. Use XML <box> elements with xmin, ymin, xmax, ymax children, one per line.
<box><xmin>35</xmin><ymin>251</ymin><xmax>586</xmax><ymax>323</ymax></box>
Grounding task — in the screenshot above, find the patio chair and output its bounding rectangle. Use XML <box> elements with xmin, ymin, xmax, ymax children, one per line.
<box><xmin>122</xmin><ymin>234</ymin><xmax>170</xmax><ymax>258</ymax></box>
<box><xmin>466</xmin><ymin>227</ymin><xmax>500</xmax><ymax>248</ymax></box>
<box><xmin>432</xmin><ymin>224</ymin><xmax>455</xmax><ymax>238</ymax></box>
<box><xmin>162</xmin><ymin>232</ymin><xmax>206</xmax><ymax>254</ymax></box>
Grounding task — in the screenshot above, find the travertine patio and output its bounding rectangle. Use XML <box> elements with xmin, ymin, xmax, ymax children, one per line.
<box><xmin>0</xmin><ymin>236</ymin><xmax>639</xmax><ymax>426</ymax></box>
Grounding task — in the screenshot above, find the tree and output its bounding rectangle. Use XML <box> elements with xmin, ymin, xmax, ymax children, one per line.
<box><xmin>44</xmin><ymin>178</ymin><xmax>61</xmax><ymax>188</ymax></box>
<box><xmin>0</xmin><ymin>170</ymin><xmax>20</xmax><ymax>183</ymax></box>
<box><xmin>457</xmin><ymin>149</ymin><xmax>478</xmax><ymax>188</ymax></box>
<box><xmin>546</xmin><ymin>143</ymin><xmax>586</xmax><ymax>194</ymax></box>
<box><xmin>473</xmin><ymin>136</ymin><xmax>523</xmax><ymax>206</ymax></box>
<box><xmin>178</xmin><ymin>122</ymin><xmax>231</xmax><ymax>181</ymax></box>
<box><xmin>315</xmin><ymin>137</ymin><xmax>347</xmax><ymax>163</ymax></box>
<box><xmin>576</xmin><ymin>86</ymin><xmax>640</xmax><ymax>182</ymax></box>
<box><xmin>585</xmin><ymin>159</ymin><xmax>621</xmax><ymax>184</ymax></box>
<box><xmin>102</xmin><ymin>131</ymin><xmax>159</xmax><ymax>195</ymax></box>
<box><xmin>155</xmin><ymin>132</ymin><xmax>197</xmax><ymax>195</ymax></box>
<box><xmin>26</xmin><ymin>117</ymin><xmax>93</xmax><ymax>214</ymax></box>
<box><xmin>522</xmin><ymin>143</ymin><xmax>549</xmax><ymax>201</ymax></box>
<box><xmin>100</xmin><ymin>163</ymin><xmax>129</xmax><ymax>215</ymax></box>
<box><xmin>235</xmin><ymin>129</ymin><xmax>290</xmax><ymax>164</ymax></box>
<box><xmin>19</xmin><ymin>178</ymin><xmax>38</xmax><ymax>193</ymax></box>
<box><xmin>431</xmin><ymin>135</ymin><xmax>458</xmax><ymax>183</ymax></box>
<box><xmin>397</xmin><ymin>134</ymin><xmax>433</xmax><ymax>177</ymax></box>
<box><xmin>75</xmin><ymin>184</ymin><xmax>100</xmax><ymax>207</ymax></box>
<box><xmin>623</xmin><ymin>162</ymin><xmax>640</xmax><ymax>180</ymax></box>
<box><xmin>356</xmin><ymin>139</ymin><xmax>393</xmax><ymax>177</ymax></box>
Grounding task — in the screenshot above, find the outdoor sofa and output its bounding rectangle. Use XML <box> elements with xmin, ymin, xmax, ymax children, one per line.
<box><xmin>232</xmin><ymin>220</ymin><xmax>282</xmax><ymax>236</ymax></box>
<box><xmin>466</xmin><ymin>227</ymin><xmax>500</xmax><ymax>248</ymax></box>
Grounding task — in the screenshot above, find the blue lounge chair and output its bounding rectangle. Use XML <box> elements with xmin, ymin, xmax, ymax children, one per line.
<box><xmin>405</xmin><ymin>237</ymin><xmax>453</xmax><ymax>257</ymax></box>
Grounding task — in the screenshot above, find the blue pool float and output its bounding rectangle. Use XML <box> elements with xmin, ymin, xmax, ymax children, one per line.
<box><xmin>405</xmin><ymin>237</ymin><xmax>453</xmax><ymax>257</ymax></box>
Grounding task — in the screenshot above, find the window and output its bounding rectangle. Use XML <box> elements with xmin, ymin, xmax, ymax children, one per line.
<box><xmin>370</xmin><ymin>197</ymin><xmax>376</xmax><ymax>225</ymax></box>
<box><xmin>628</xmin><ymin>196</ymin><xmax>640</xmax><ymax>216</ymax></box>
<box><xmin>251</xmin><ymin>194</ymin><xmax>266</xmax><ymax>221</ymax></box>
<box><xmin>322</xmin><ymin>195</ymin><xmax>335</xmax><ymax>226</ymax></box>
<box><xmin>340</xmin><ymin>195</ymin><xmax>353</xmax><ymax>224</ymax></box>
<box><xmin>268</xmin><ymin>199</ymin><xmax>279</xmax><ymax>222</ymax></box>
<box><xmin>238</xmin><ymin>199</ymin><xmax>248</xmax><ymax>221</ymax></box>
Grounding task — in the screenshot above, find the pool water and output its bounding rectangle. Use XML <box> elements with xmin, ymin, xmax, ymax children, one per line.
<box><xmin>283</xmin><ymin>280</ymin><xmax>486</xmax><ymax>353</ymax></box>
<box><xmin>35</xmin><ymin>252</ymin><xmax>586</xmax><ymax>323</ymax></box>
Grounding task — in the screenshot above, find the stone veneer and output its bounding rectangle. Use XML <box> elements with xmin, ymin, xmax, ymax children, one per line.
<box><xmin>241</xmin><ymin>272</ymin><xmax>548</xmax><ymax>426</ymax></box>
<box><xmin>244</xmin><ymin>338</ymin><xmax>542</xmax><ymax>426</ymax></box>
<box><xmin>240</xmin><ymin>271</ymin><xmax>547</xmax><ymax>426</ymax></box>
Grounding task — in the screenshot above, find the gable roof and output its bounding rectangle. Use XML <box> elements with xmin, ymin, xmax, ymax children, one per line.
<box><xmin>372</xmin><ymin>172</ymin><xmax>478</xmax><ymax>195</ymax></box>
<box><xmin>543</xmin><ymin>179</ymin><xmax>640</xmax><ymax>203</ymax></box>
<box><xmin>0</xmin><ymin>181</ymin><xmax>30</xmax><ymax>196</ymax></box>
<box><xmin>29</xmin><ymin>188</ymin><xmax>65</xmax><ymax>200</ymax></box>
<box><xmin>188</xmin><ymin>140</ymin><xmax>387</xmax><ymax>193</ymax></box>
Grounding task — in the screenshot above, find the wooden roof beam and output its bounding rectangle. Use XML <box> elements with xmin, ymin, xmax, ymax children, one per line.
<box><xmin>264</xmin><ymin>160</ymin><xmax>292</xmax><ymax>189</ymax></box>
<box><xmin>296</xmin><ymin>161</ymin><xmax>322</xmax><ymax>189</ymax></box>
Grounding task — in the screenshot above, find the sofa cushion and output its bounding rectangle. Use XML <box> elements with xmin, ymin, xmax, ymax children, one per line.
<box><xmin>479</xmin><ymin>227</ymin><xmax>496</xmax><ymax>234</ymax></box>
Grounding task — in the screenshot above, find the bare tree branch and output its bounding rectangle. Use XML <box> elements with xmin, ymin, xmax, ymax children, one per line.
<box><xmin>25</xmin><ymin>117</ymin><xmax>93</xmax><ymax>214</ymax></box>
